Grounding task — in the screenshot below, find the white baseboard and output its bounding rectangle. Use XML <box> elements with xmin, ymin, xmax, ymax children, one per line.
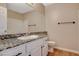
<box><xmin>55</xmin><ymin>47</ymin><xmax>79</xmax><ymax>54</ymax></box>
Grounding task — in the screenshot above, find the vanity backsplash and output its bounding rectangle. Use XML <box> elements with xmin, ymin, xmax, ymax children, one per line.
<box><xmin>0</xmin><ymin>33</ymin><xmax>26</xmax><ymax>40</ymax></box>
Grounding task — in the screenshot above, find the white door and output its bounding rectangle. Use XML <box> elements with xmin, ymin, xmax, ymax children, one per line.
<box><xmin>0</xmin><ymin>7</ymin><xmax>7</xmax><ymax>35</ymax></box>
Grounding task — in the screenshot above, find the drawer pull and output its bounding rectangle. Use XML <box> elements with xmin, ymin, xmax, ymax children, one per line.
<box><xmin>29</xmin><ymin>54</ymin><xmax>31</xmax><ymax>56</ymax></box>
<box><xmin>15</xmin><ymin>53</ymin><xmax>22</xmax><ymax>56</ymax></box>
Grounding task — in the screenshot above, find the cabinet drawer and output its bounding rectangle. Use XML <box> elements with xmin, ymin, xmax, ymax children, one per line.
<box><xmin>1</xmin><ymin>44</ymin><xmax>26</xmax><ymax>56</ymax></box>
<box><xmin>1</xmin><ymin>48</ymin><xmax>19</xmax><ymax>56</ymax></box>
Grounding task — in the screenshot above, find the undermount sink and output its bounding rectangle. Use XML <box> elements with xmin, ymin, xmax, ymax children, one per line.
<box><xmin>17</xmin><ymin>35</ymin><xmax>39</xmax><ymax>40</ymax></box>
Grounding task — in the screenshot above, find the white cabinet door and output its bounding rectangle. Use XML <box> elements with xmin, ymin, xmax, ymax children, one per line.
<box><xmin>30</xmin><ymin>46</ymin><xmax>41</xmax><ymax>56</ymax></box>
<box><xmin>26</xmin><ymin>39</ymin><xmax>43</xmax><ymax>52</ymax></box>
<box><xmin>26</xmin><ymin>39</ymin><xmax>43</xmax><ymax>56</ymax></box>
<box><xmin>41</xmin><ymin>37</ymin><xmax>48</xmax><ymax>56</ymax></box>
<box><xmin>0</xmin><ymin>7</ymin><xmax>7</xmax><ymax>35</ymax></box>
<box><xmin>41</xmin><ymin>42</ymin><xmax>48</xmax><ymax>56</ymax></box>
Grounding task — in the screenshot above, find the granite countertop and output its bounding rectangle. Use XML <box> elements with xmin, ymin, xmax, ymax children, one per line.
<box><xmin>0</xmin><ymin>34</ymin><xmax>48</xmax><ymax>51</ymax></box>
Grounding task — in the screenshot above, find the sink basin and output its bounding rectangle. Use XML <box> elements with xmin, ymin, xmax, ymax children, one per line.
<box><xmin>17</xmin><ymin>35</ymin><xmax>39</xmax><ymax>40</ymax></box>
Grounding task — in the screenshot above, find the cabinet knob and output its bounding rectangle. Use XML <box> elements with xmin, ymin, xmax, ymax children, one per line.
<box><xmin>41</xmin><ymin>46</ymin><xmax>45</xmax><ymax>48</ymax></box>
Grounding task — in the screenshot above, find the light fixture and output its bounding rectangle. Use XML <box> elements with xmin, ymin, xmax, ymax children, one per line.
<box><xmin>26</xmin><ymin>3</ymin><xmax>35</xmax><ymax>7</ymax></box>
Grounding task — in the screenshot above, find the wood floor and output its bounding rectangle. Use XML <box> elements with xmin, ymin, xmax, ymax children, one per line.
<box><xmin>48</xmin><ymin>48</ymin><xmax>79</xmax><ymax>56</ymax></box>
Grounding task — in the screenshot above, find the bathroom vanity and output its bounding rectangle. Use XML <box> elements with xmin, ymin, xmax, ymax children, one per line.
<box><xmin>0</xmin><ymin>34</ymin><xmax>48</xmax><ymax>56</ymax></box>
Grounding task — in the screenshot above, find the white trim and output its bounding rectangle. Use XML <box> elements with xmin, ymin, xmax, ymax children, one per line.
<box><xmin>55</xmin><ymin>47</ymin><xmax>79</xmax><ymax>54</ymax></box>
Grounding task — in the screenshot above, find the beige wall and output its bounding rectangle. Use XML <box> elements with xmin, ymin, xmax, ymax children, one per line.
<box><xmin>24</xmin><ymin>4</ymin><xmax>45</xmax><ymax>32</ymax></box>
<box><xmin>45</xmin><ymin>3</ymin><xmax>79</xmax><ymax>51</ymax></box>
<box><xmin>7</xmin><ymin>10</ymin><xmax>25</xmax><ymax>34</ymax></box>
<box><xmin>76</xmin><ymin>9</ymin><xmax>79</xmax><ymax>51</ymax></box>
<box><xmin>0</xmin><ymin>3</ymin><xmax>7</xmax><ymax>7</ymax></box>
<box><xmin>7</xmin><ymin>9</ymin><xmax>24</xmax><ymax>20</ymax></box>
<box><xmin>0</xmin><ymin>4</ymin><xmax>7</xmax><ymax>34</ymax></box>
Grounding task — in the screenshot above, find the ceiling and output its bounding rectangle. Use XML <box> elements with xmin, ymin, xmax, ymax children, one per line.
<box><xmin>7</xmin><ymin>3</ymin><xmax>33</xmax><ymax>14</ymax></box>
<box><xmin>7</xmin><ymin>3</ymin><xmax>53</xmax><ymax>14</ymax></box>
